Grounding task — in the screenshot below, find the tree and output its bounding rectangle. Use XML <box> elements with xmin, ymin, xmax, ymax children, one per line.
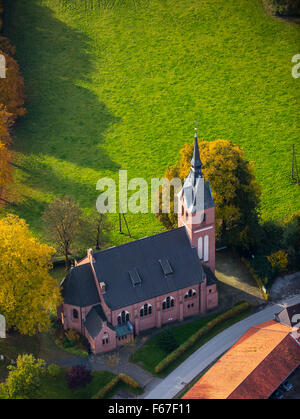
<box><xmin>42</xmin><ymin>196</ymin><xmax>84</xmax><ymax>269</ymax></box>
<box><xmin>0</xmin><ymin>141</ymin><xmax>13</xmax><ymax>205</ymax></box>
<box><xmin>83</xmin><ymin>209</ymin><xmax>110</xmax><ymax>250</ymax></box>
<box><xmin>0</xmin><ymin>104</ymin><xmax>13</xmax><ymax>146</ymax></box>
<box><xmin>0</xmin><ymin>214</ymin><xmax>62</xmax><ymax>335</ymax></box>
<box><xmin>157</xmin><ymin>326</ymin><xmax>179</xmax><ymax>353</ymax></box>
<box><xmin>156</xmin><ymin>139</ymin><xmax>261</xmax><ymax>253</ymax></box>
<box><xmin>0</xmin><ymin>354</ymin><xmax>46</xmax><ymax>399</ymax></box>
<box><xmin>0</xmin><ymin>42</ymin><xmax>26</xmax><ymax>119</ymax></box>
<box><xmin>66</xmin><ymin>365</ymin><xmax>92</xmax><ymax>390</ymax></box>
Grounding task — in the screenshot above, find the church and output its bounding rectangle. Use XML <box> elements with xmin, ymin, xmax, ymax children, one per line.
<box><xmin>59</xmin><ymin>131</ymin><xmax>218</xmax><ymax>354</ymax></box>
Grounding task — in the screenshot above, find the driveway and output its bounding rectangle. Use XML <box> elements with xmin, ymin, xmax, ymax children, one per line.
<box><xmin>144</xmin><ymin>294</ymin><xmax>300</xmax><ymax>399</ymax></box>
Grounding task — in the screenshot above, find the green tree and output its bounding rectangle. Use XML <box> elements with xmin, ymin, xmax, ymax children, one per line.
<box><xmin>157</xmin><ymin>326</ymin><xmax>178</xmax><ymax>353</ymax></box>
<box><xmin>156</xmin><ymin>139</ymin><xmax>261</xmax><ymax>253</ymax></box>
<box><xmin>0</xmin><ymin>215</ymin><xmax>62</xmax><ymax>335</ymax></box>
<box><xmin>0</xmin><ymin>354</ymin><xmax>46</xmax><ymax>399</ymax></box>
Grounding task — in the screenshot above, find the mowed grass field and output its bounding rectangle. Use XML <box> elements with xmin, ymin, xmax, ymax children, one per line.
<box><xmin>5</xmin><ymin>0</ymin><xmax>300</xmax><ymax>247</ymax></box>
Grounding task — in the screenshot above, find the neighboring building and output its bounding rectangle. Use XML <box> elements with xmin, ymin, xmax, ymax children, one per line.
<box><xmin>274</xmin><ymin>303</ymin><xmax>300</xmax><ymax>329</ymax></box>
<box><xmin>59</xmin><ymin>131</ymin><xmax>218</xmax><ymax>354</ymax></box>
<box><xmin>182</xmin><ymin>312</ymin><xmax>300</xmax><ymax>399</ymax></box>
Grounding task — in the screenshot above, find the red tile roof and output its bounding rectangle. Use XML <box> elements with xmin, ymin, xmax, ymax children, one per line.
<box><xmin>182</xmin><ymin>320</ymin><xmax>300</xmax><ymax>399</ymax></box>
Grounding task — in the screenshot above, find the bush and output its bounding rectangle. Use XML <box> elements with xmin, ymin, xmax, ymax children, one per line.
<box><xmin>157</xmin><ymin>326</ymin><xmax>179</xmax><ymax>353</ymax></box>
<box><xmin>119</xmin><ymin>373</ymin><xmax>140</xmax><ymax>389</ymax></box>
<box><xmin>66</xmin><ymin>365</ymin><xmax>92</xmax><ymax>390</ymax></box>
<box><xmin>92</xmin><ymin>376</ymin><xmax>119</xmax><ymax>399</ymax></box>
<box><xmin>263</xmin><ymin>0</ymin><xmax>300</xmax><ymax>16</ymax></box>
<box><xmin>154</xmin><ymin>302</ymin><xmax>251</xmax><ymax>374</ymax></box>
<box><xmin>267</xmin><ymin>249</ymin><xmax>289</xmax><ymax>276</ymax></box>
<box><xmin>65</xmin><ymin>329</ymin><xmax>81</xmax><ymax>345</ymax></box>
<box><xmin>47</xmin><ymin>363</ymin><xmax>61</xmax><ymax>378</ymax></box>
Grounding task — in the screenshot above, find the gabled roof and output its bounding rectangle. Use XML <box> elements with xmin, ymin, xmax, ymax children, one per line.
<box><xmin>183</xmin><ymin>320</ymin><xmax>300</xmax><ymax>399</ymax></box>
<box><xmin>61</xmin><ymin>263</ymin><xmax>100</xmax><ymax>307</ymax></box>
<box><xmin>93</xmin><ymin>227</ymin><xmax>204</xmax><ymax>310</ymax></box>
<box><xmin>84</xmin><ymin>304</ymin><xmax>114</xmax><ymax>338</ymax></box>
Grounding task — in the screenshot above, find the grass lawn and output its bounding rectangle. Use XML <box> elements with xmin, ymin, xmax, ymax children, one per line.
<box><xmin>130</xmin><ymin>306</ymin><xmax>252</xmax><ymax>376</ymax></box>
<box><xmin>38</xmin><ymin>368</ymin><xmax>115</xmax><ymax>399</ymax></box>
<box><xmin>3</xmin><ymin>0</ymin><xmax>299</xmax><ymax>248</ymax></box>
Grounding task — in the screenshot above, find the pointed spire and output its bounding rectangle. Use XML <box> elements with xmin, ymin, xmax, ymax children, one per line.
<box><xmin>190</xmin><ymin>122</ymin><xmax>202</xmax><ymax>177</ymax></box>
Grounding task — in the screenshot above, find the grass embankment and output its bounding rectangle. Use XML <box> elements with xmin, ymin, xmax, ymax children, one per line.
<box><xmin>131</xmin><ymin>303</ymin><xmax>252</xmax><ymax>377</ymax></box>
<box><xmin>4</xmin><ymin>0</ymin><xmax>300</xmax><ymax>247</ymax></box>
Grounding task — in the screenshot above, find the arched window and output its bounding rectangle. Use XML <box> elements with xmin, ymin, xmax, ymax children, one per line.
<box><xmin>72</xmin><ymin>309</ymin><xmax>79</xmax><ymax>320</ymax></box>
<box><xmin>162</xmin><ymin>296</ymin><xmax>174</xmax><ymax>310</ymax></box>
<box><xmin>185</xmin><ymin>289</ymin><xmax>197</xmax><ymax>299</ymax></box>
<box><xmin>140</xmin><ymin>304</ymin><xmax>152</xmax><ymax>317</ymax></box>
<box><xmin>118</xmin><ymin>311</ymin><xmax>129</xmax><ymax>325</ymax></box>
<box><xmin>198</xmin><ymin>237</ymin><xmax>203</xmax><ymax>259</ymax></box>
<box><xmin>204</xmin><ymin>235</ymin><xmax>209</xmax><ymax>262</ymax></box>
<box><xmin>166</xmin><ymin>297</ymin><xmax>170</xmax><ymax>309</ymax></box>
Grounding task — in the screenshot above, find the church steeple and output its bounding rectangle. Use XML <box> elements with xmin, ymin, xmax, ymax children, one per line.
<box><xmin>190</xmin><ymin>125</ymin><xmax>202</xmax><ymax>178</ymax></box>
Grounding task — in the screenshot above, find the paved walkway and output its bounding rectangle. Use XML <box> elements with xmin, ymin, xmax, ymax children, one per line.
<box><xmin>144</xmin><ymin>294</ymin><xmax>300</xmax><ymax>399</ymax></box>
<box><xmin>53</xmin><ymin>338</ymin><xmax>159</xmax><ymax>392</ymax></box>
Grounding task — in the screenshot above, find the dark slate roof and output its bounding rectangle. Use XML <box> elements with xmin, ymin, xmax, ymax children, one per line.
<box><xmin>203</xmin><ymin>265</ymin><xmax>218</xmax><ymax>286</ymax></box>
<box><xmin>191</xmin><ymin>135</ymin><xmax>203</xmax><ymax>175</ymax></box>
<box><xmin>84</xmin><ymin>304</ymin><xmax>108</xmax><ymax>338</ymax></box>
<box><xmin>275</xmin><ymin>303</ymin><xmax>300</xmax><ymax>328</ymax></box>
<box><xmin>61</xmin><ymin>263</ymin><xmax>100</xmax><ymax>307</ymax></box>
<box><xmin>178</xmin><ymin>175</ymin><xmax>215</xmax><ymax>212</ymax></box>
<box><xmin>93</xmin><ymin>227</ymin><xmax>204</xmax><ymax>310</ymax></box>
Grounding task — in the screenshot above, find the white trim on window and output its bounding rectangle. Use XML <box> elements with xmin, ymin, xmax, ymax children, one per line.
<box><xmin>198</xmin><ymin>237</ymin><xmax>203</xmax><ymax>259</ymax></box>
<box><xmin>204</xmin><ymin>235</ymin><xmax>209</xmax><ymax>262</ymax></box>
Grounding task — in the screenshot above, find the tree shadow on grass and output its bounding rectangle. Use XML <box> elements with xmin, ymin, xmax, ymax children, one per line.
<box><xmin>7</xmin><ymin>0</ymin><xmax>121</xmax><ymax>172</ymax></box>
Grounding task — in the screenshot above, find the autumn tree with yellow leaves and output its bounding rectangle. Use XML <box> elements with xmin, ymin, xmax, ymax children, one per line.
<box><xmin>156</xmin><ymin>139</ymin><xmax>261</xmax><ymax>253</ymax></box>
<box><xmin>0</xmin><ymin>215</ymin><xmax>62</xmax><ymax>335</ymax></box>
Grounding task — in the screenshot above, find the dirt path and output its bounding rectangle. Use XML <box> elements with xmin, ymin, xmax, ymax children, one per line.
<box><xmin>215</xmin><ymin>249</ymin><xmax>265</xmax><ymax>310</ymax></box>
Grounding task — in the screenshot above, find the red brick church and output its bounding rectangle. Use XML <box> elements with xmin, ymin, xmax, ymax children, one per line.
<box><xmin>59</xmin><ymin>132</ymin><xmax>218</xmax><ymax>354</ymax></box>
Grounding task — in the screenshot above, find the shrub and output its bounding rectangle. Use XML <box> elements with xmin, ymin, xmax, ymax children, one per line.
<box><xmin>119</xmin><ymin>373</ymin><xmax>140</xmax><ymax>389</ymax></box>
<box><xmin>66</xmin><ymin>365</ymin><xmax>92</xmax><ymax>390</ymax></box>
<box><xmin>47</xmin><ymin>363</ymin><xmax>61</xmax><ymax>378</ymax></box>
<box><xmin>157</xmin><ymin>326</ymin><xmax>179</xmax><ymax>352</ymax></box>
<box><xmin>65</xmin><ymin>329</ymin><xmax>81</xmax><ymax>345</ymax></box>
<box><xmin>92</xmin><ymin>376</ymin><xmax>119</xmax><ymax>399</ymax></box>
<box><xmin>267</xmin><ymin>249</ymin><xmax>289</xmax><ymax>276</ymax></box>
<box><xmin>262</xmin><ymin>0</ymin><xmax>300</xmax><ymax>16</ymax></box>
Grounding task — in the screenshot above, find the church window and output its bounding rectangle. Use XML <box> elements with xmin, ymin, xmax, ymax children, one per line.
<box><xmin>72</xmin><ymin>309</ymin><xmax>79</xmax><ymax>320</ymax></box>
<box><xmin>140</xmin><ymin>304</ymin><xmax>152</xmax><ymax>317</ymax></box>
<box><xmin>198</xmin><ymin>237</ymin><xmax>203</xmax><ymax>259</ymax></box>
<box><xmin>118</xmin><ymin>311</ymin><xmax>130</xmax><ymax>325</ymax></box>
<box><xmin>204</xmin><ymin>235</ymin><xmax>209</xmax><ymax>262</ymax></box>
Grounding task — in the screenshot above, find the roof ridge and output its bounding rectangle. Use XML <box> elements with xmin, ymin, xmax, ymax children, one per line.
<box><xmin>93</xmin><ymin>226</ymin><xmax>187</xmax><ymax>257</ymax></box>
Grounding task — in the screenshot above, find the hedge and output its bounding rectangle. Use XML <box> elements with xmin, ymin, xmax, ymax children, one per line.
<box><xmin>92</xmin><ymin>373</ymin><xmax>141</xmax><ymax>399</ymax></box>
<box><xmin>154</xmin><ymin>301</ymin><xmax>251</xmax><ymax>374</ymax></box>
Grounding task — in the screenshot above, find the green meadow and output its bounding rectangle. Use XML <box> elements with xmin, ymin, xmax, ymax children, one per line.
<box><xmin>5</xmin><ymin>0</ymin><xmax>300</xmax><ymax>247</ymax></box>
